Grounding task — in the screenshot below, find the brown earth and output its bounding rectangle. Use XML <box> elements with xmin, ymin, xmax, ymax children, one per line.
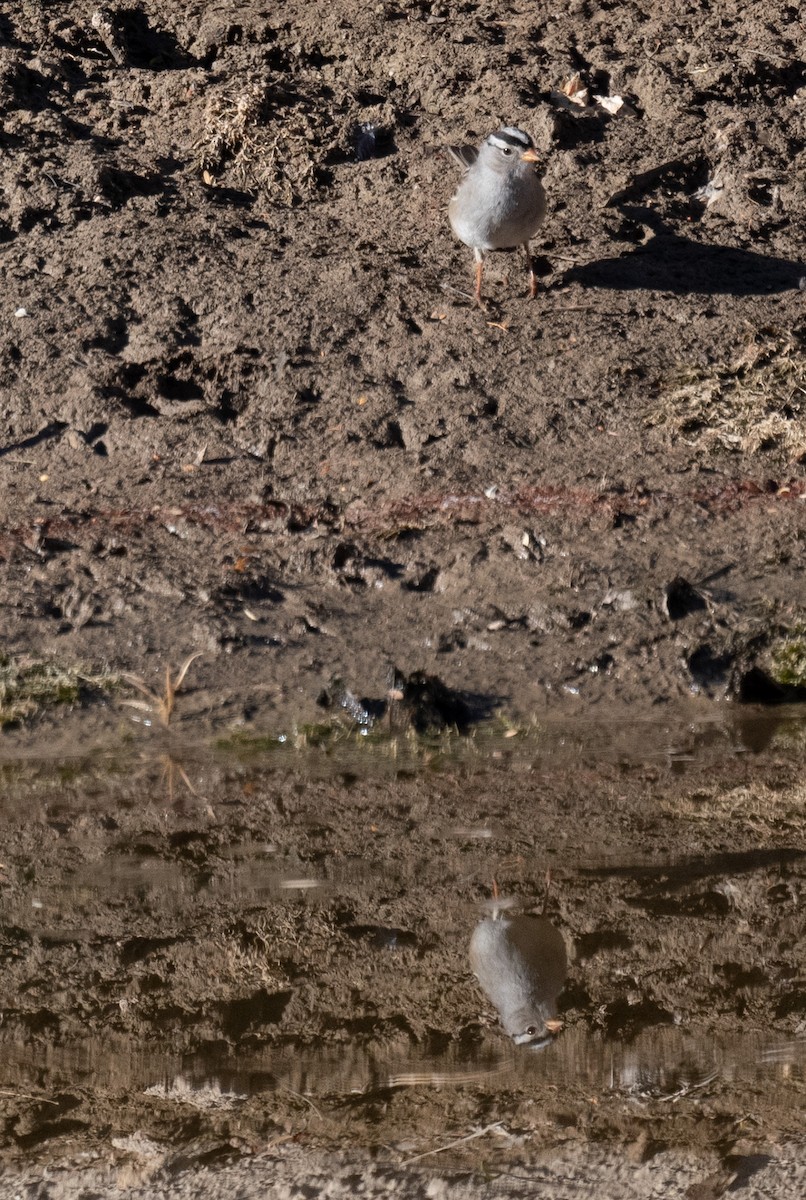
<box><xmin>1</xmin><ymin>0</ymin><xmax>806</xmax><ymax>1190</ymax></box>
<box><xmin>1</xmin><ymin>0</ymin><xmax>805</xmax><ymax>727</ymax></box>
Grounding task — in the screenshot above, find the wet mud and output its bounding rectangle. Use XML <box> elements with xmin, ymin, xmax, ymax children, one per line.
<box><xmin>1</xmin><ymin>0</ymin><xmax>806</xmax><ymax>1192</ymax></box>
<box><xmin>1</xmin><ymin>712</ymin><xmax>805</xmax><ymax>1182</ymax></box>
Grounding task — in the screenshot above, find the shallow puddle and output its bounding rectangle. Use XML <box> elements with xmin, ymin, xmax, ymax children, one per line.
<box><xmin>3</xmin><ymin>1025</ymin><xmax>805</xmax><ymax>1102</ymax></box>
<box><xmin>1</xmin><ymin>708</ymin><xmax>805</xmax><ymax>1164</ymax></box>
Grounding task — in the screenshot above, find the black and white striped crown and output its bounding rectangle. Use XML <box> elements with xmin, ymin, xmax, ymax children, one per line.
<box><xmin>487</xmin><ymin>127</ymin><xmax>533</xmax><ymax>152</ymax></box>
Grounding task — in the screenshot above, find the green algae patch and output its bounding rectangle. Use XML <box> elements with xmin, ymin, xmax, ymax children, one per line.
<box><xmin>770</xmin><ymin>633</ymin><xmax>806</xmax><ymax>690</ymax></box>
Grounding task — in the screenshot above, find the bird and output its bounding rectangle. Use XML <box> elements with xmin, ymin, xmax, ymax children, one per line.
<box><xmin>447</xmin><ymin>126</ymin><xmax>547</xmax><ymax>307</ymax></box>
<box><xmin>469</xmin><ymin>905</ymin><xmax>567</xmax><ymax>1048</ymax></box>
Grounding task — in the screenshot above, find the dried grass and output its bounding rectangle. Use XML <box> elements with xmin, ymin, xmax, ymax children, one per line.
<box><xmin>649</xmin><ymin>330</ymin><xmax>806</xmax><ymax>457</ymax></box>
<box><xmin>121</xmin><ymin>653</ymin><xmax>201</xmax><ymax>728</ymax></box>
<box><xmin>196</xmin><ymin>77</ymin><xmax>324</xmax><ymax>204</ymax></box>
<box><xmin>0</xmin><ymin>656</ymin><xmax>117</xmax><ymax>726</ymax></box>
<box><xmin>207</xmin><ymin>909</ymin><xmax>335</xmax><ymax>999</ymax></box>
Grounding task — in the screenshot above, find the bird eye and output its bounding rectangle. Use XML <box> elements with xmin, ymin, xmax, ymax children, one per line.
<box><xmin>501</xmin><ymin>146</ymin><xmax>513</xmax><ymax>156</ymax></box>
<box><xmin>525</xmin><ymin>1025</ymin><xmax>537</xmax><ymax>1037</ymax></box>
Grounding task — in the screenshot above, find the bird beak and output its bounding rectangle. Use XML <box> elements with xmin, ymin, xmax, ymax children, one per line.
<box><xmin>520</xmin><ymin>147</ymin><xmax>540</xmax><ymax>163</ymax></box>
<box><xmin>544</xmin><ymin>1018</ymin><xmax>564</xmax><ymax>1034</ymax></box>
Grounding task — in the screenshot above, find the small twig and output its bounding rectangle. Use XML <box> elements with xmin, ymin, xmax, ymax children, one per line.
<box><xmin>388</xmin><ymin>1063</ymin><xmax>510</xmax><ymax>1089</ymax></box>
<box><xmin>175</xmin><ymin>762</ymin><xmax>205</xmax><ymax>801</ymax></box>
<box><xmin>279</xmin><ymin>1087</ymin><xmax>323</xmax><ymax>1121</ymax></box>
<box><xmin>399</xmin><ymin>1121</ymin><xmax>505</xmax><ymax>1166</ymax></box>
<box><xmin>158</xmin><ymin>755</ymin><xmax>207</xmax><ymax>805</ymax></box>
<box><xmin>656</xmin><ymin>1067</ymin><xmax>721</xmax><ymax>1101</ymax></box>
<box><xmin>0</xmin><ymin>1089</ymin><xmax>60</xmax><ymax>1105</ymax></box>
<box><xmin>440</xmin><ymin>281</ymin><xmax>475</xmax><ymax>300</ymax></box>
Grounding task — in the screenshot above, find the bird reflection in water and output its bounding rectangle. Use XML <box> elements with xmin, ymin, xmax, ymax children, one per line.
<box><xmin>470</xmin><ymin>895</ymin><xmax>567</xmax><ymax>1049</ymax></box>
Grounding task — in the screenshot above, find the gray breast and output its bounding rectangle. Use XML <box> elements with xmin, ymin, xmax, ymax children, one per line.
<box><xmin>469</xmin><ymin>914</ymin><xmax>567</xmax><ymax>1046</ymax></box>
<box><xmin>449</xmin><ymin>169</ymin><xmax>546</xmax><ymax>251</ymax></box>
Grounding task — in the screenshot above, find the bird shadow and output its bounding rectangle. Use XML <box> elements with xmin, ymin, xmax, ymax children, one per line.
<box><xmin>565</xmin><ymin>206</ymin><xmax>804</xmax><ymax>297</ymax></box>
<box><xmin>579</xmin><ymin>846</ymin><xmax>805</xmax><ymax>887</ymax></box>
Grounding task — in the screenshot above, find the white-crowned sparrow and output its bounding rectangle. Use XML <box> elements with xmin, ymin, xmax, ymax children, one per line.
<box><xmin>448</xmin><ymin>127</ymin><xmax>546</xmax><ymax>306</ymax></box>
<box><xmin>470</xmin><ymin>909</ymin><xmax>566</xmax><ymax>1048</ymax></box>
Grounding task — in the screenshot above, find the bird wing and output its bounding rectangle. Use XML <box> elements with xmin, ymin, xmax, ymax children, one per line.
<box><xmin>445</xmin><ymin>144</ymin><xmax>478</xmax><ymax>171</ymax></box>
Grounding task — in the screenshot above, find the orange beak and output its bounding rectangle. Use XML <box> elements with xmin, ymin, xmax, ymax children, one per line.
<box><xmin>544</xmin><ymin>1018</ymin><xmax>564</xmax><ymax>1034</ymax></box>
<box><xmin>520</xmin><ymin>147</ymin><xmax>540</xmax><ymax>163</ymax></box>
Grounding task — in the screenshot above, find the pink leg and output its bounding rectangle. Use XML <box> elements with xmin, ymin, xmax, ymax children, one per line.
<box><xmin>473</xmin><ymin>250</ymin><xmax>485</xmax><ymax>307</ymax></box>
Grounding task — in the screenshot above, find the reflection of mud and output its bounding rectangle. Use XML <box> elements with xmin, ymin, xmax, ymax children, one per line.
<box><xmin>318</xmin><ymin>667</ymin><xmax>501</xmax><ymax>733</ymax></box>
<box><xmin>0</xmin><ymin>718</ymin><xmax>805</xmax><ymax>1162</ymax></box>
<box><xmin>1</xmin><ymin>1025</ymin><xmax>802</xmax><ymax>1103</ymax></box>
<box><xmin>2</xmin><ymin>706</ymin><xmax>804</xmax><ymax>792</ymax></box>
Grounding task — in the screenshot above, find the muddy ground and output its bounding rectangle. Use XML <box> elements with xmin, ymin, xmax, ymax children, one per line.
<box><xmin>1</xmin><ymin>0</ymin><xmax>806</xmax><ymax>1192</ymax></box>
<box><xmin>1</xmin><ymin>0</ymin><xmax>805</xmax><ymax>726</ymax></box>
<box><xmin>1</xmin><ymin>717</ymin><xmax>805</xmax><ymax>1186</ymax></box>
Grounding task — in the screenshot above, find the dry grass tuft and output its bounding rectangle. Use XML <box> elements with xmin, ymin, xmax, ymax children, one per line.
<box><xmin>0</xmin><ymin>656</ymin><xmax>117</xmax><ymax>726</ymax></box>
<box><xmin>196</xmin><ymin>77</ymin><xmax>324</xmax><ymax>204</ymax></box>
<box><xmin>650</xmin><ymin>330</ymin><xmax>806</xmax><ymax>457</ymax></box>
<box><xmin>122</xmin><ymin>653</ymin><xmax>202</xmax><ymax>728</ymax></box>
<box><xmin>208</xmin><ymin>909</ymin><xmax>336</xmax><ymax>998</ymax></box>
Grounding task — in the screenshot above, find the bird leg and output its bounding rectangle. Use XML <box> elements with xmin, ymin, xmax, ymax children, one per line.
<box><xmin>473</xmin><ymin>248</ymin><xmax>485</xmax><ymax>307</ymax></box>
<box><xmin>524</xmin><ymin>242</ymin><xmax>538</xmax><ymax>298</ymax></box>
<box><xmin>541</xmin><ymin>868</ymin><xmax>552</xmax><ymax>915</ymax></box>
<box><xmin>490</xmin><ymin>878</ymin><xmax>502</xmax><ymax>920</ymax></box>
